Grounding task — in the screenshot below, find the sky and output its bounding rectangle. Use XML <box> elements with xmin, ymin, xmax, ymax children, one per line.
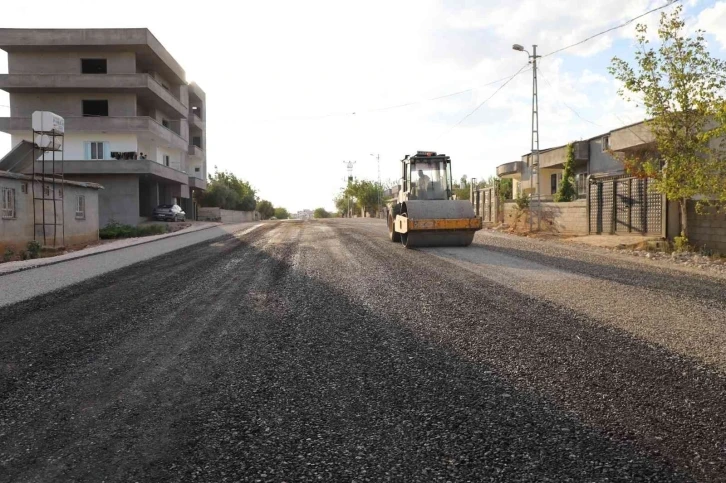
<box><xmin>1</xmin><ymin>0</ymin><xmax>726</xmax><ymax>212</ymax></box>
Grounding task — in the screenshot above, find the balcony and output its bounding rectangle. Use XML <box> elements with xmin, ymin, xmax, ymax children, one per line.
<box><xmin>188</xmin><ymin>144</ymin><xmax>204</xmax><ymax>159</ymax></box>
<box><xmin>189</xmin><ymin>112</ymin><xmax>204</xmax><ymax>130</ymax></box>
<box><xmin>31</xmin><ymin>158</ymin><xmax>190</xmax><ymax>184</ymax></box>
<box><xmin>188</xmin><ymin>176</ymin><xmax>207</xmax><ymax>190</ymax></box>
<box><xmin>496</xmin><ymin>161</ymin><xmax>524</xmax><ymax>178</ymax></box>
<box><xmin>0</xmin><ymin>116</ymin><xmax>188</xmax><ymax>151</ymax></box>
<box><xmin>0</xmin><ymin>73</ymin><xmax>188</xmax><ymax>117</ymax></box>
<box><xmin>609</xmin><ymin>122</ymin><xmax>655</xmax><ymax>152</ymax></box>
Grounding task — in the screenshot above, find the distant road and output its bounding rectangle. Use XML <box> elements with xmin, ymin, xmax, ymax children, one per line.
<box><xmin>1</xmin><ymin>219</ymin><xmax>725</xmax><ymax>482</ymax></box>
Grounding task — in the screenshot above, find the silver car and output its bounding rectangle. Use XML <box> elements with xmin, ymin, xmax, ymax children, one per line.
<box><xmin>153</xmin><ymin>204</ymin><xmax>186</xmax><ymax>222</ymax></box>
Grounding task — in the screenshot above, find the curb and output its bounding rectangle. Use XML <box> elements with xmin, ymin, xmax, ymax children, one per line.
<box><xmin>0</xmin><ymin>223</ymin><xmax>230</xmax><ymax>277</ymax></box>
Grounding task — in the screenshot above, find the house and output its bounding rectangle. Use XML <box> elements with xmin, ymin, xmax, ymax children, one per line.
<box><xmin>0</xmin><ymin>170</ymin><xmax>102</xmax><ymax>248</ymax></box>
<box><xmin>0</xmin><ymin>28</ymin><xmax>207</xmax><ymax>227</ymax></box>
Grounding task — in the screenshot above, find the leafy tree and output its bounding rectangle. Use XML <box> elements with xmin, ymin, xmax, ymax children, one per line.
<box><xmin>257</xmin><ymin>200</ymin><xmax>275</xmax><ymax>220</ymax></box>
<box><xmin>334</xmin><ymin>192</ymin><xmax>350</xmax><ymax>217</ymax></box>
<box><xmin>313</xmin><ymin>207</ymin><xmax>330</xmax><ymax>218</ymax></box>
<box><xmin>199</xmin><ymin>167</ymin><xmax>256</xmax><ymax>211</ymax></box>
<box><xmin>609</xmin><ymin>5</ymin><xmax>726</xmax><ymax>239</ymax></box>
<box><xmin>273</xmin><ymin>207</ymin><xmax>290</xmax><ymax>219</ymax></box>
<box><xmin>555</xmin><ymin>143</ymin><xmax>577</xmax><ymax>202</ymax></box>
<box><xmin>343</xmin><ymin>180</ymin><xmax>383</xmax><ymax>217</ymax></box>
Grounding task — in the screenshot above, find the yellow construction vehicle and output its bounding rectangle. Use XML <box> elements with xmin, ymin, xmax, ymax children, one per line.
<box><xmin>387</xmin><ymin>151</ymin><xmax>482</xmax><ymax>248</ymax></box>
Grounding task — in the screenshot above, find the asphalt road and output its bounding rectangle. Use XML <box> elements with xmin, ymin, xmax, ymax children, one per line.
<box><xmin>1</xmin><ymin>219</ymin><xmax>725</xmax><ymax>482</ymax></box>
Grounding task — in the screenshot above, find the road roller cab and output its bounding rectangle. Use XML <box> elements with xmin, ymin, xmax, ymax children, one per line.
<box><xmin>388</xmin><ymin>151</ymin><xmax>482</xmax><ymax>248</ymax></box>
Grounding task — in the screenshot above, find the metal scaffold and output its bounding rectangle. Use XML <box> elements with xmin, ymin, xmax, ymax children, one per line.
<box><xmin>31</xmin><ymin>111</ymin><xmax>65</xmax><ymax>248</ymax></box>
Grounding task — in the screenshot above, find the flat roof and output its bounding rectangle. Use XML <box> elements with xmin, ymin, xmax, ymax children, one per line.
<box><xmin>0</xmin><ymin>170</ymin><xmax>103</xmax><ymax>190</ymax></box>
<box><xmin>0</xmin><ymin>28</ymin><xmax>187</xmax><ymax>85</ymax></box>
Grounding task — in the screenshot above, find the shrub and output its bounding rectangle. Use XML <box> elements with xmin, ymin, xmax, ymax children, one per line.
<box><xmin>99</xmin><ymin>222</ymin><xmax>168</xmax><ymax>239</ymax></box>
<box><xmin>26</xmin><ymin>240</ymin><xmax>42</xmax><ymax>259</ymax></box>
<box><xmin>674</xmin><ymin>233</ymin><xmax>690</xmax><ymax>252</ymax></box>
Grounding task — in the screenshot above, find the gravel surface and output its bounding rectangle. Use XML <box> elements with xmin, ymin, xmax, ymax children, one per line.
<box><xmin>1</xmin><ymin>219</ymin><xmax>724</xmax><ymax>482</ymax></box>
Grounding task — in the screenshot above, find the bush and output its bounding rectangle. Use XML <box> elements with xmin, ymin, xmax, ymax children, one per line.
<box><xmin>514</xmin><ymin>191</ymin><xmax>530</xmax><ymax>211</ymax></box>
<box><xmin>2</xmin><ymin>248</ymin><xmax>14</xmax><ymax>262</ymax></box>
<box><xmin>313</xmin><ymin>208</ymin><xmax>330</xmax><ymax>219</ymax></box>
<box><xmin>99</xmin><ymin>222</ymin><xmax>168</xmax><ymax>239</ymax></box>
<box><xmin>26</xmin><ymin>240</ymin><xmax>42</xmax><ymax>259</ymax></box>
<box><xmin>674</xmin><ymin>233</ymin><xmax>690</xmax><ymax>252</ymax></box>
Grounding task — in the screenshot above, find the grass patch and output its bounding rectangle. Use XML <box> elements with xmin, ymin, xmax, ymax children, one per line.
<box><xmin>100</xmin><ymin>222</ymin><xmax>169</xmax><ymax>240</ymax></box>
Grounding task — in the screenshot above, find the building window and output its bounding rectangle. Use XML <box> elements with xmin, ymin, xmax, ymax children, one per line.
<box><xmin>75</xmin><ymin>195</ymin><xmax>86</xmax><ymax>220</ymax></box>
<box><xmin>21</xmin><ymin>182</ymin><xmax>28</xmax><ymax>194</ymax></box>
<box><xmin>43</xmin><ymin>184</ymin><xmax>51</xmax><ymax>197</ymax></box>
<box><xmin>194</xmin><ymin>167</ymin><xmax>200</xmax><ymax>172</ymax></box>
<box><xmin>551</xmin><ymin>173</ymin><xmax>558</xmax><ymax>194</ymax></box>
<box><xmin>83</xmin><ymin>100</ymin><xmax>109</xmax><ymax>117</ymax></box>
<box><xmin>81</xmin><ymin>58</ymin><xmax>107</xmax><ymax>74</ymax></box>
<box><xmin>85</xmin><ymin>142</ymin><xmax>108</xmax><ymax>160</ymax></box>
<box><xmin>192</xmin><ymin>136</ymin><xmax>202</xmax><ymax>149</ymax></box>
<box><xmin>602</xmin><ymin>135</ymin><xmax>610</xmax><ymax>152</ymax></box>
<box><xmin>576</xmin><ymin>173</ymin><xmax>588</xmax><ymax>198</ymax></box>
<box><xmin>162</xmin><ymin>119</ymin><xmax>170</xmax><ymax>129</ymax></box>
<box><xmin>164</xmin><ymin>155</ymin><xmax>170</xmax><ymax>167</ymax></box>
<box><xmin>2</xmin><ymin>187</ymin><xmax>16</xmax><ymax>219</ymax></box>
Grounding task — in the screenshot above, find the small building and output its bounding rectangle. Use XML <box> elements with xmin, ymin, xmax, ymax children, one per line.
<box><xmin>0</xmin><ymin>170</ymin><xmax>102</xmax><ymax>249</ymax></box>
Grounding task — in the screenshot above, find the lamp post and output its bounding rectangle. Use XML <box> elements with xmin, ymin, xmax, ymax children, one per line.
<box><xmin>370</xmin><ymin>153</ymin><xmax>381</xmax><ymax>218</ymax></box>
<box><xmin>513</xmin><ymin>43</ymin><xmax>541</xmax><ymax>231</ymax></box>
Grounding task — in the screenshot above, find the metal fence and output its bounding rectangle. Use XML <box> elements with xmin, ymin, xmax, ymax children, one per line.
<box><xmin>588</xmin><ymin>175</ymin><xmax>665</xmax><ymax>235</ymax></box>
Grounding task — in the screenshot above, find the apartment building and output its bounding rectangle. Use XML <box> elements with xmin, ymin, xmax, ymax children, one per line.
<box><xmin>0</xmin><ymin>28</ymin><xmax>207</xmax><ymax>226</ymax></box>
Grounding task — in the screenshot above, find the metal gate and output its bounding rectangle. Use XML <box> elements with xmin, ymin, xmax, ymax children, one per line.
<box><xmin>589</xmin><ymin>175</ymin><xmax>664</xmax><ymax>235</ymax></box>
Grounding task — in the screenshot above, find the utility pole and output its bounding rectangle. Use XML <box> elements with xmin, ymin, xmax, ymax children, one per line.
<box><xmin>370</xmin><ymin>153</ymin><xmax>381</xmax><ymax>218</ymax></box>
<box><xmin>343</xmin><ymin>160</ymin><xmax>356</xmax><ymax>218</ymax></box>
<box><xmin>513</xmin><ymin>43</ymin><xmax>542</xmax><ymax>231</ymax></box>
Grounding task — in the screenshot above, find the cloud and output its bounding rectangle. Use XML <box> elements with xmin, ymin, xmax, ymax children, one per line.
<box><xmin>695</xmin><ymin>1</ymin><xmax>726</xmax><ymax>49</ymax></box>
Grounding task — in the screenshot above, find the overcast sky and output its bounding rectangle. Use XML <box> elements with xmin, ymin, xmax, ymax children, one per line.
<box><xmin>1</xmin><ymin>0</ymin><xmax>725</xmax><ymax>212</ymax></box>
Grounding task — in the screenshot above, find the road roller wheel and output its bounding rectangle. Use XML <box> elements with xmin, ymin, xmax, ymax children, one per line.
<box><xmin>388</xmin><ymin>215</ymin><xmax>401</xmax><ymax>242</ymax></box>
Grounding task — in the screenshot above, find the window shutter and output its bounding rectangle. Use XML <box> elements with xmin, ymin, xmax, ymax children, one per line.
<box><xmin>84</xmin><ymin>142</ymin><xmax>91</xmax><ymax>160</ymax></box>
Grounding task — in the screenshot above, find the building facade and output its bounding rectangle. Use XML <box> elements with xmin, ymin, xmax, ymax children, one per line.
<box><xmin>0</xmin><ymin>170</ymin><xmax>102</xmax><ymax>248</ymax></box>
<box><xmin>0</xmin><ymin>28</ymin><xmax>207</xmax><ymax>226</ymax></box>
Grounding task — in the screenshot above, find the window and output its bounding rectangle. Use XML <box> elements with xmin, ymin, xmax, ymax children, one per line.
<box><xmin>81</xmin><ymin>58</ymin><xmax>107</xmax><ymax>74</ymax></box>
<box><xmin>43</xmin><ymin>184</ymin><xmax>51</xmax><ymax>197</ymax></box>
<box><xmin>602</xmin><ymin>135</ymin><xmax>610</xmax><ymax>152</ymax></box>
<box><xmin>164</xmin><ymin>155</ymin><xmax>170</xmax><ymax>167</ymax></box>
<box><xmin>82</xmin><ymin>100</ymin><xmax>109</xmax><ymax>117</ymax></box>
<box><xmin>85</xmin><ymin>142</ymin><xmax>108</xmax><ymax>160</ymax></box>
<box><xmin>192</xmin><ymin>136</ymin><xmax>202</xmax><ymax>149</ymax></box>
<box><xmin>75</xmin><ymin>195</ymin><xmax>86</xmax><ymax>219</ymax></box>
<box><xmin>576</xmin><ymin>173</ymin><xmax>588</xmax><ymax>198</ymax></box>
<box><xmin>551</xmin><ymin>173</ymin><xmax>558</xmax><ymax>194</ymax></box>
<box><xmin>1</xmin><ymin>187</ymin><xmax>15</xmax><ymax>219</ymax></box>
<box><xmin>162</xmin><ymin>119</ymin><xmax>170</xmax><ymax>129</ymax></box>
<box><xmin>21</xmin><ymin>183</ymin><xmax>28</xmax><ymax>194</ymax></box>
<box><xmin>194</xmin><ymin>167</ymin><xmax>200</xmax><ymax>172</ymax></box>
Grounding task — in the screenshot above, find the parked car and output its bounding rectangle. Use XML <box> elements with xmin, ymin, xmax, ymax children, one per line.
<box><xmin>153</xmin><ymin>204</ymin><xmax>186</xmax><ymax>222</ymax></box>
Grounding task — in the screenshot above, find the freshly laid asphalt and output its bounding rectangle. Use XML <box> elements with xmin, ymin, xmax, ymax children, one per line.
<box><xmin>1</xmin><ymin>219</ymin><xmax>725</xmax><ymax>482</ymax></box>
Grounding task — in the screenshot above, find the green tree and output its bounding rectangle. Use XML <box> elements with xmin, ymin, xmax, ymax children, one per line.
<box><xmin>334</xmin><ymin>192</ymin><xmax>350</xmax><ymax>217</ymax></box>
<box><xmin>609</xmin><ymin>5</ymin><xmax>726</xmax><ymax>239</ymax></box>
<box><xmin>555</xmin><ymin>143</ymin><xmax>577</xmax><ymax>202</ymax></box>
<box><xmin>343</xmin><ymin>179</ymin><xmax>384</xmax><ymax>216</ymax></box>
<box><xmin>273</xmin><ymin>207</ymin><xmax>290</xmax><ymax>219</ymax></box>
<box><xmin>257</xmin><ymin>200</ymin><xmax>275</xmax><ymax>219</ymax></box>
<box><xmin>313</xmin><ymin>207</ymin><xmax>330</xmax><ymax>218</ymax></box>
<box><xmin>199</xmin><ymin>167</ymin><xmax>257</xmax><ymax>211</ymax></box>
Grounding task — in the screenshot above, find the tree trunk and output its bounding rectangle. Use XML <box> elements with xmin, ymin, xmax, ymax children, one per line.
<box><xmin>680</xmin><ymin>198</ymin><xmax>689</xmax><ymax>239</ymax></box>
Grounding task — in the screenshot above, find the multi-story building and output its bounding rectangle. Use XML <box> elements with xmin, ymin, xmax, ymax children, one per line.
<box><xmin>0</xmin><ymin>28</ymin><xmax>207</xmax><ymax>226</ymax></box>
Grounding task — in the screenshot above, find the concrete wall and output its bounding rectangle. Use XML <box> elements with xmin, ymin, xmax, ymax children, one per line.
<box><xmin>10</xmin><ymin>92</ymin><xmax>137</xmax><ymax>118</ymax></box>
<box><xmin>688</xmin><ymin>202</ymin><xmax>726</xmax><ymax>253</ymax></box>
<box><xmin>503</xmin><ymin>199</ymin><xmax>588</xmax><ymax>234</ymax></box>
<box><xmin>66</xmin><ymin>174</ymin><xmax>139</xmax><ymax>227</ymax></box>
<box><xmin>12</xmin><ymin>133</ymin><xmax>139</xmax><ymax>161</ymax></box>
<box><xmin>589</xmin><ymin>137</ymin><xmax>624</xmax><ymax>175</ymax></box>
<box><xmin>198</xmin><ymin>207</ymin><xmax>257</xmax><ymax>223</ymax></box>
<box><xmin>8</xmin><ymin>51</ymin><xmax>136</xmax><ymax>74</ymax></box>
<box><xmin>0</xmin><ymin>177</ymin><xmax>100</xmax><ymax>248</ymax></box>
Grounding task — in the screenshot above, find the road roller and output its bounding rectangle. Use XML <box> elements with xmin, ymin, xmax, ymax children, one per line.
<box><xmin>387</xmin><ymin>151</ymin><xmax>482</xmax><ymax>248</ymax></box>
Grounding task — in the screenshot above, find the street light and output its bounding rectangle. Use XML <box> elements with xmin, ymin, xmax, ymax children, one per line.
<box><xmin>513</xmin><ymin>43</ymin><xmax>541</xmax><ymax>231</ymax></box>
<box><xmin>370</xmin><ymin>153</ymin><xmax>381</xmax><ymax>218</ymax></box>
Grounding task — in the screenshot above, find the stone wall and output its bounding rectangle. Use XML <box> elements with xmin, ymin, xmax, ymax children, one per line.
<box><xmin>688</xmin><ymin>202</ymin><xmax>726</xmax><ymax>253</ymax></box>
<box><xmin>502</xmin><ymin>199</ymin><xmax>588</xmax><ymax>234</ymax></box>
<box><xmin>198</xmin><ymin>207</ymin><xmax>259</xmax><ymax>223</ymax></box>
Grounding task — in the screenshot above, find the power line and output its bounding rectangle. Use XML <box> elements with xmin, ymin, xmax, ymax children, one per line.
<box><xmin>536</xmin><ymin>66</ymin><xmax>603</xmax><ymax>127</ymax></box>
<box><xmin>542</xmin><ymin>0</ymin><xmax>682</xmax><ymax>58</ymax></box>
<box><xmin>437</xmin><ymin>63</ymin><xmax>531</xmax><ymax>140</ymax></box>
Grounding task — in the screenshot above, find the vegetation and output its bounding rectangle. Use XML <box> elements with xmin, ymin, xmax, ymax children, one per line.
<box><xmin>256</xmin><ymin>200</ymin><xmax>275</xmax><ymax>220</ymax></box>
<box><xmin>26</xmin><ymin>240</ymin><xmax>41</xmax><ymax>259</ymax></box>
<box><xmin>454</xmin><ymin>175</ymin><xmax>513</xmax><ymax>201</ymax></box>
<box><xmin>3</xmin><ymin>248</ymin><xmax>14</xmax><ymax>263</ymax></box>
<box><xmin>335</xmin><ymin>180</ymin><xmax>384</xmax><ymax>217</ymax></box>
<box><xmin>609</xmin><ymin>5</ymin><xmax>726</xmax><ymax>239</ymax></box>
<box><xmin>313</xmin><ymin>208</ymin><xmax>331</xmax><ymax>219</ymax></box>
<box><xmin>199</xmin><ymin>167</ymin><xmax>257</xmax><ymax>211</ymax></box>
<box><xmin>555</xmin><ymin>143</ymin><xmax>577</xmax><ymax>202</ymax></box>
<box><xmin>273</xmin><ymin>207</ymin><xmax>290</xmax><ymax>220</ymax></box>
<box><xmin>100</xmin><ymin>221</ymin><xmax>169</xmax><ymax>239</ymax></box>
